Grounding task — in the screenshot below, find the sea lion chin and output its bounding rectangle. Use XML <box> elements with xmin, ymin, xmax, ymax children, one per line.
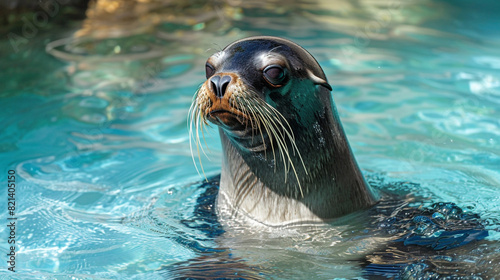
<box><xmin>190</xmin><ymin>36</ymin><xmax>378</xmax><ymax>226</ymax></box>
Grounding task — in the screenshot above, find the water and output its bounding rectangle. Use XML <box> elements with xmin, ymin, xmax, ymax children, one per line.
<box><xmin>1</xmin><ymin>0</ymin><xmax>499</xmax><ymax>279</ymax></box>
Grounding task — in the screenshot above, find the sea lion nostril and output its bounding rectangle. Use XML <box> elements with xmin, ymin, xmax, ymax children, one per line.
<box><xmin>210</xmin><ymin>76</ymin><xmax>220</xmax><ymax>96</ymax></box>
<box><xmin>219</xmin><ymin>75</ymin><xmax>232</xmax><ymax>97</ymax></box>
<box><xmin>210</xmin><ymin>75</ymin><xmax>232</xmax><ymax>98</ymax></box>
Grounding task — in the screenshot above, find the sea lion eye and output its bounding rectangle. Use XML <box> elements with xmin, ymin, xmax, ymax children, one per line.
<box><xmin>263</xmin><ymin>65</ymin><xmax>285</xmax><ymax>86</ymax></box>
<box><xmin>205</xmin><ymin>63</ymin><xmax>215</xmax><ymax>79</ymax></box>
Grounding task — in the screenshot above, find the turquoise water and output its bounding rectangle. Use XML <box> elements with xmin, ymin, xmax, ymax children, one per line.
<box><xmin>1</xmin><ymin>0</ymin><xmax>500</xmax><ymax>279</ymax></box>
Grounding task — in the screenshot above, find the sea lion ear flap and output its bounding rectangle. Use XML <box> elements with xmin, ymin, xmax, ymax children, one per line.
<box><xmin>307</xmin><ymin>69</ymin><xmax>333</xmax><ymax>91</ymax></box>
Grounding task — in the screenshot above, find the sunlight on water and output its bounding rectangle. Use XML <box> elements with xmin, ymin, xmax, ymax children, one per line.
<box><xmin>0</xmin><ymin>0</ymin><xmax>499</xmax><ymax>279</ymax></box>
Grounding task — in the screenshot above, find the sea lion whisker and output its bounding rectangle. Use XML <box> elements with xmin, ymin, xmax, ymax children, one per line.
<box><xmin>195</xmin><ymin>112</ymin><xmax>207</xmax><ymax>180</ymax></box>
<box><xmin>188</xmin><ymin>102</ymin><xmax>208</xmax><ymax>181</ymax></box>
<box><xmin>270</xmin><ymin>117</ymin><xmax>307</xmax><ymax>197</ymax></box>
<box><xmin>239</xmin><ymin>99</ymin><xmax>256</xmax><ymax>142</ymax></box>
<box><xmin>242</xmin><ymin>97</ymin><xmax>268</xmax><ymax>154</ymax></box>
<box><xmin>254</xmin><ymin>97</ymin><xmax>307</xmax><ymax>176</ymax></box>
<box><xmin>194</xmin><ymin>100</ymin><xmax>210</xmax><ymax>159</ymax></box>
<box><xmin>188</xmin><ymin>98</ymin><xmax>201</xmax><ymax>165</ymax></box>
<box><xmin>249</xmin><ymin>98</ymin><xmax>277</xmax><ymax>165</ymax></box>
<box><xmin>242</xmin><ymin>105</ymin><xmax>254</xmax><ymax>139</ymax></box>
<box><xmin>253</xmin><ymin>102</ymin><xmax>289</xmax><ymax>177</ymax></box>
<box><xmin>246</xmin><ymin>97</ymin><xmax>266</xmax><ymax>147</ymax></box>
<box><xmin>195</xmin><ymin>105</ymin><xmax>210</xmax><ymax>181</ymax></box>
<box><xmin>265</xmin><ymin>104</ymin><xmax>296</xmax><ymax>142</ymax></box>
<box><xmin>253</xmin><ymin>98</ymin><xmax>306</xmax><ymax>197</ymax></box>
<box><xmin>264</xmin><ymin>103</ymin><xmax>308</xmax><ymax>176</ymax></box>
<box><xmin>241</xmin><ymin>97</ymin><xmax>258</xmax><ymax>142</ymax></box>
<box><xmin>188</xmin><ymin>103</ymin><xmax>197</xmax><ymax>168</ymax></box>
<box><xmin>254</xmin><ymin>98</ymin><xmax>295</xmax><ymax>175</ymax></box>
<box><xmin>256</xmin><ymin>112</ymin><xmax>278</xmax><ymax>167</ymax></box>
<box><xmin>197</xmin><ymin>88</ymin><xmax>213</xmax><ymax>158</ymax></box>
<box><xmin>267</xmin><ymin>116</ymin><xmax>291</xmax><ymax>178</ymax></box>
<box><xmin>187</xmin><ymin>98</ymin><xmax>196</xmax><ymax>132</ymax></box>
<box><xmin>256</xmin><ymin>99</ymin><xmax>294</xmax><ymax>151</ymax></box>
<box><xmin>251</xmin><ymin>98</ymin><xmax>289</xmax><ymax>159</ymax></box>
<box><xmin>255</xmin><ymin>98</ymin><xmax>293</xmax><ymax>142</ymax></box>
<box><xmin>199</xmin><ymin>112</ymin><xmax>212</xmax><ymax>157</ymax></box>
<box><xmin>257</xmin><ymin>102</ymin><xmax>287</xmax><ymax>145</ymax></box>
<box><xmin>235</xmin><ymin>96</ymin><xmax>253</xmax><ymax>132</ymax></box>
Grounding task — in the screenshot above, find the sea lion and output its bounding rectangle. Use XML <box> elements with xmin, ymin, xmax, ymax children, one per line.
<box><xmin>190</xmin><ymin>36</ymin><xmax>377</xmax><ymax>226</ymax></box>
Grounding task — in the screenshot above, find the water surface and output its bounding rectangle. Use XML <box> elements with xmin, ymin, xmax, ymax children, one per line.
<box><xmin>0</xmin><ymin>0</ymin><xmax>499</xmax><ymax>279</ymax></box>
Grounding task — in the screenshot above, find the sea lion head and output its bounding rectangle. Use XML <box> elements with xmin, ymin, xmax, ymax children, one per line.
<box><xmin>192</xmin><ymin>36</ymin><xmax>332</xmax><ymax>155</ymax></box>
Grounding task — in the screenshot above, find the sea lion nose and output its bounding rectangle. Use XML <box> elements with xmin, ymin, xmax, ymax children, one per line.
<box><xmin>210</xmin><ymin>75</ymin><xmax>232</xmax><ymax>98</ymax></box>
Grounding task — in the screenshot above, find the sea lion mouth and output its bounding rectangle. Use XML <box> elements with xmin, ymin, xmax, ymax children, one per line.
<box><xmin>207</xmin><ymin>108</ymin><xmax>247</xmax><ymax>131</ymax></box>
<box><xmin>192</xmin><ymin>73</ymin><xmax>254</xmax><ymax>133</ymax></box>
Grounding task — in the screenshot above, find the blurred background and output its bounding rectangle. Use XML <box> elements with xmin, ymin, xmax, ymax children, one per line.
<box><xmin>1</xmin><ymin>0</ymin><xmax>499</xmax><ymax>279</ymax></box>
